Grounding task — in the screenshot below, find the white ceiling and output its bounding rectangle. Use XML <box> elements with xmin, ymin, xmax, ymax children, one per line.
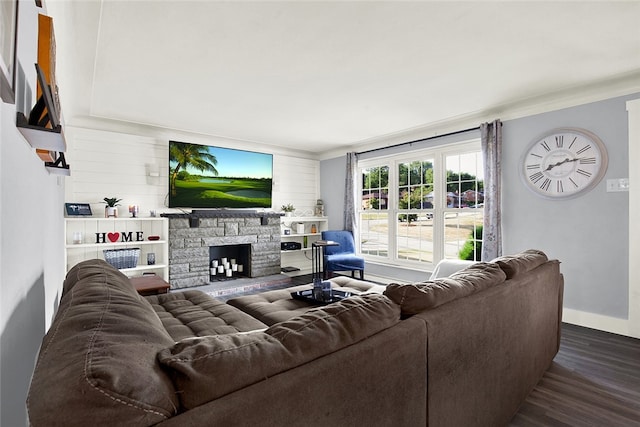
<box><xmin>47</xmin><ymin>1</ymin><xmax>640</xmax><ymax>157</ymax></box>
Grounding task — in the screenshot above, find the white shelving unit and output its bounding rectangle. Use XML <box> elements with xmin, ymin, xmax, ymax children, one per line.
<box><xmin>280</xmin><ymin>216</ymin><xmax>328</xmax><ymax>274</ymax></box>
<box><xmin>64</xmin><ymin>217</ymin><xmax>169</xmax><ymax>280</ymax></box>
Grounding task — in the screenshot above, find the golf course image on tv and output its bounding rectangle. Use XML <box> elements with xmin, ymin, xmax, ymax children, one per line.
<box><xmin>169</xmin><ymin>140</ymin><xmax>273</xmax><ymax>209</ymax></box>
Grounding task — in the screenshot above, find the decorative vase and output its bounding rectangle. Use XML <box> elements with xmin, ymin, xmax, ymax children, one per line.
<box><xmin>105</xmin><ymin>207</ymin><xmax>118</xmax><ymax>218</ymax></box>
<box><xmin>285</xmin><ymin>212</ymin><xmax>293</xmax><ymax>217</ymax></box>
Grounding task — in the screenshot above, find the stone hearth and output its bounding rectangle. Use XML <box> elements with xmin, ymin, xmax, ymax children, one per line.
<box><xmin>164</xmin><ymin>211</ymin><xmax>282</xmax><ymax>289</ymax></box>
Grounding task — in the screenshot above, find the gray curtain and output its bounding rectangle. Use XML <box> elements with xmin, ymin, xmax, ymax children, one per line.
<box><xmin>480</xmin><ymin>120</ymin><xmax>502</xmax><ymax>260</ymax></box>
<box><xmin>343</xmin><ymin>152</ymin><xmax>358</xmax><ymax>240</ymax></box>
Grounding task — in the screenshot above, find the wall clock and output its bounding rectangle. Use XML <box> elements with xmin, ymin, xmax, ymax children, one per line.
<box><xmin>520</xmin><ymin>128</ymin><xmax>608</xmax><ymax>199</ymax></box>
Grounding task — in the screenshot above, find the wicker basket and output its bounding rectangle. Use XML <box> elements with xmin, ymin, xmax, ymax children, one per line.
<box><xmin>103</xmin><ymin>248</ymin><xmax>140</xmax><ymax>269</ymax></box>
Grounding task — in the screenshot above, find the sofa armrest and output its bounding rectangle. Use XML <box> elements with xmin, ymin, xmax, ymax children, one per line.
<box><xmin>28</xmin><ymin>260</ymin><xmax>179</xmax><ymax>427</ymax></box>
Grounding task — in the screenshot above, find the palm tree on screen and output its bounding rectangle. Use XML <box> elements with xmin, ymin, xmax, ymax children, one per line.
<box><xmin>169</xmin><ymin>142</ymin><xmax>218</xmax><ymax>196</ymax></box>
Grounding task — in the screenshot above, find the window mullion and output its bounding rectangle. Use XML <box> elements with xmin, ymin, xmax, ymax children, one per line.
<box><xmin>389</xmin><ymin>161</ymin><xmax>398</xmax><ymax>262</ymax></box>
<box><xmin>432</xmin><ymin>151</ymin><xmax>445</xmax><ymax>262</ymax></box>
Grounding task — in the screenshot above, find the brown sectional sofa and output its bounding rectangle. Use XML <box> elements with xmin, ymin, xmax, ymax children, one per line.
<box><xmin>27</xmin><ymin>250</ymin><xmax>563</xmax><ymax>426</ymax></box>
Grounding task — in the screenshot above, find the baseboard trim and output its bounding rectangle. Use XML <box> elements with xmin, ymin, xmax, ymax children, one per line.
<box><xmin>562</xmin><ymin>308</ymin><xmax>638</xmax><ymax>339</ymax></box>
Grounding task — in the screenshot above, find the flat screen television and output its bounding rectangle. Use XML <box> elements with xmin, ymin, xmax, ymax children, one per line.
<box><xmin>169</xmin><ymin>140</ymin><xmax>273</xmax><ymax>209</ymax></box>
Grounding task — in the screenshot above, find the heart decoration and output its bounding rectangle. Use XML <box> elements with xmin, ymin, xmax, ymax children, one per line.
<box><xmin>107</xmin><ymin>232</ymin><xmax>120</xmax><ymax>243</ymax></box>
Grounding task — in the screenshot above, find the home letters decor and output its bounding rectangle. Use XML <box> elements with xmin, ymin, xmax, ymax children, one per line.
<box><xmin>95</xmin><ymin>231</ymin><xmax>144</xmax><ymax>244</ymax></box>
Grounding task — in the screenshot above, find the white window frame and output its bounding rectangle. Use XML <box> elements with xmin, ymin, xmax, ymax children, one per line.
<box><xmin>357</xmin><ymin>139</ymin><xmax>482</xmax><ymax>269</ymax></box>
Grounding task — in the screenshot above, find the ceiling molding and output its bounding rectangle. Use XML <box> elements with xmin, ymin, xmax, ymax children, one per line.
<box><xmin>318</xmin><ymin>72</ymin><xmax>640</xmax><ymax>160</ymax></box>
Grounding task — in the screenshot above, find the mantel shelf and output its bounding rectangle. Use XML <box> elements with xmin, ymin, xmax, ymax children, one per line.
<box><xmin>162</xmin><ymin>210</ymin><xmax>283</xmax><ymax>219</ymax></box>
<box><xmin>16</xmin><ymin>112</ymin><xmax>66</xmax><ymax>151</ymax></box>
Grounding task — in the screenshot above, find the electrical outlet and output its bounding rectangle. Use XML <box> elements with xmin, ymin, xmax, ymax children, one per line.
<box><xmin>606</xmin><ymin>178</ymin><xmax>629</xmax><ymax>192</ymax></box>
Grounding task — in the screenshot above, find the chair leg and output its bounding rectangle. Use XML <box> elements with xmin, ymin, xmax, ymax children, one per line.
<box><xmin>359</xmin><ymin>270</ymin><xmax>364</xmax><ymax>280</ymax></box>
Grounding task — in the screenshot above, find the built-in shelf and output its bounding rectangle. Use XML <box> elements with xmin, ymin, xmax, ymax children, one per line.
<box><xmin>281</xmin><ymin>247</ymin><xmax>315</xmax><ymax>253</ymax></box>
<box><xmin>64</xmin><ymin>217</ymin><xmax>169</xmax><ymax>280</ymax></box>
<box><xmin>281</xmin><ymin>232</ymin><xmax>322</xmax><ymax>238</ymax></box>
<box><xmin>65</xmin><ymin>239</ymin><xmax>168</xmax><ymax>250</ymax></box>
<box><xmin>280</xmin><ymin>216</ymin><xmax>328</xmax><ymax>272</ymax></box>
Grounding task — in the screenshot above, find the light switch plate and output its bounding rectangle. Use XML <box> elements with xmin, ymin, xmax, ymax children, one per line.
<box><xmin>606</xmin><ymin>178</ymin><xmax>629</xmax><ymax>192</ymax></box>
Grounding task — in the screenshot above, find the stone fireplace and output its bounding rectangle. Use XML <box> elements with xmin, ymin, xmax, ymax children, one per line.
<box><xmin>164</xmin><ymin>211</ymin><xmax>282</xmax><ymax>289</ymax></box>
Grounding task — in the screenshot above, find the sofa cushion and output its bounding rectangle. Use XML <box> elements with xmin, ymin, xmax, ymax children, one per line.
<box><xmin>384</xmin><ymin>262</ymin><xmax>506</xmax><ymax>316</ymax></box>
<box><xmin>27</xmin><ymin>260</ymin><xmax>178</xmax><ymax>427</ymax></box>
<box><xmin>145</xmin><ymin>290</ymin><xmax>268</xmax><ymax>341</ymax></box>
<box><xmin>158</xmin><ymin>293</ymin><xmax>400</xmax><ymax>409</ymax></box>
<box><xmin>492</xmin><ymin>249</ymin><xmax>548</xmax><ymax>279</ymax></box>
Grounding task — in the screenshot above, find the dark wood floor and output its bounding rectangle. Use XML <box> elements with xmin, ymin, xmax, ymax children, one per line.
<box><xmin>509</xmin><ymin>323</ymin><xmax>640</xmax><ymax>426</ymax></box>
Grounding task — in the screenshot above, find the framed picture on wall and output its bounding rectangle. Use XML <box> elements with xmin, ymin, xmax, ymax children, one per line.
<box><xmin>34</xmin><ymin>63</ymin><xmax>60</xmax><ymax>128</ymax></box>
<box><xmin>0</xmin><ymin>0</ymin><xmax>17</xmax><ymax>104</ymax></box>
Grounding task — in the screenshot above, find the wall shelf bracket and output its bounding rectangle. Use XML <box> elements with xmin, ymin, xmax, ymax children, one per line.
<box><xmin>44</xmin><ymin>152</ymin><xmax>70</xmax><ymax>176</ymax></box>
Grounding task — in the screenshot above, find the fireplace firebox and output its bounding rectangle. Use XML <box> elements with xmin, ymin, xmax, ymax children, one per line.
<box><xmin>209</xmin><ymin>244</ymin><xmax>250</xmax><ymax>281</ymax></box>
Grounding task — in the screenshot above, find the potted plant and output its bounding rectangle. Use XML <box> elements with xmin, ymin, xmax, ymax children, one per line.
<box><xmin>103</xmin><ymin>197</ymin><xmax>122</xmax><ymax>218</ymax></box>
<box><xmin>281</xmin><ymin>203</ymin><xmax>295</xmax><ymax>217</ymax></box>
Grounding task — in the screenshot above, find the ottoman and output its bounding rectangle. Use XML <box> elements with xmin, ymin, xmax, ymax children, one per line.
<box><xmin>145</xmin><ymin>290</ymin><xmax>268</xmax><ymax>341</ymax></box>
<box><xmin>227</xmin><ymin>276</ymin><xmax>386</xmax><ymax>326</ymax></box>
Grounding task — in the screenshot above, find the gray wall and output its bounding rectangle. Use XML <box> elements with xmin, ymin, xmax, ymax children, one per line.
<box><xmin>321</xmin><ymin>93</ymin><xmax>636</xmax><ymax>319</ymax></box>
<box><xmin>319</xmin><ymin>156</ymin><xmax>347</xmax><ymax>231</ymax></box>
<box><xmin>1</xmin><ymin>3</ymin><xmax>67</xmax><ymax>426</ymax></box>
<box><xmin>502</xmin><ymin>95</ymin><xmax>631</xmax><ymax>319</ymax></box>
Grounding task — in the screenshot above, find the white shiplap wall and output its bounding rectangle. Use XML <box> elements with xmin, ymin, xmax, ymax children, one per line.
<box><xmin>64</xmin><ymin>126</ymin><xmax>320</xmax><ymax>216</ymax></box>
<box><xmin>272</xmin><ymin>154</ymin><xmax>320</xmax><ymax>216</ymax></box>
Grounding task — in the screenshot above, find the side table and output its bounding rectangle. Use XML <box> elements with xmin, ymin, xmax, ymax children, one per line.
<box><xmin>311</xmin><ymin>240</ymin><xmax>339</xmax><ymax>283</ymax></box>
<box><xmin>311</xmin><ymin>240</ymin><xmax>339</xmax><ymax>300</ymax></box>
<box><xmin>130</xmin><ymin>274</ymin><xmax>170</xmax><ymax>296</ymax></box>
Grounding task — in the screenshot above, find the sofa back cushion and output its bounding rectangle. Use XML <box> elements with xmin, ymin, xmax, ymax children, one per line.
<box><xmin>27</xmin><ymin>260</ymin><xmax>179</xmax><ymax>427</ymax></box>
<box><xmin>158</xmin><ymin>293</ymin><xmax>400</xmax><ymax>409</ymax></box>
<box><xmin>384</xmin><ymin>262</ymin><xmax>506</xmax><ymax>316</ymax></box>
<box><xmin>492</xmin><ymin>249</ymin><xmax>548</xmax><ymax>279</ymax></box>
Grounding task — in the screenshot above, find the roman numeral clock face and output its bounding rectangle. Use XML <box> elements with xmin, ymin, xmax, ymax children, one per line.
<box><xmin>520</xmin><ymin>128</ymin><xmax>608</xmax><ymax>199</ymax></box>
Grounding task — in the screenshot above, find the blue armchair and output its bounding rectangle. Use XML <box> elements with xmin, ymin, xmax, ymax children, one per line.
<box><xmin>321</xmin><ymin>230</ymin><xmax>365</xmax><ymax>280</ymax></box>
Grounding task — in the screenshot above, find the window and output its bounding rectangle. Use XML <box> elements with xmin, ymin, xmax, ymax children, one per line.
<box><xmin>358</xmin><ymin>142</ymin><xmax>484</xmax><ymax>268</ymax></box>
<box><xmin>360</xmin><ymin>166</ymin><xmax>389</xmax><ymax>257</ymax></box>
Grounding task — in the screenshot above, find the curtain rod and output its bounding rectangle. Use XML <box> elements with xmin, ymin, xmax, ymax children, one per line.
<box><xmin>356</xmin><ymin>125</ymin><xmax>481</xmax><ymax>156</ymax></box>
